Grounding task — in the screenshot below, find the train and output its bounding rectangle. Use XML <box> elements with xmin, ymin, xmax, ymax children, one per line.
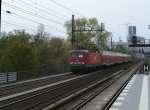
<box><xmin>69</xmin><ymin>50</ymin><xmax>131</xmax><ymax>73</ymax></box>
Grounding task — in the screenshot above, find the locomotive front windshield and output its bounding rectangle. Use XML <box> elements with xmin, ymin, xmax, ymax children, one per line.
<box><xmin>70</xmin><ymin>52</ymin><xmax>85</xmax><ymax>58</ymax></box>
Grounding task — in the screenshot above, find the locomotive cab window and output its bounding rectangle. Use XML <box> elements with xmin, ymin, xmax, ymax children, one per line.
<box><xmin>70</xmin><ymin>52</ymin><xmax>85</xmax><ymax>58</ymax></box>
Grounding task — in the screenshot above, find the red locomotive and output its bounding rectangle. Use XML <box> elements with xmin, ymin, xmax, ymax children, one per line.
<box><xmin>69</xmin><ymin>50</ymin><xmax>131</xmax><ymax>73</ymax></box>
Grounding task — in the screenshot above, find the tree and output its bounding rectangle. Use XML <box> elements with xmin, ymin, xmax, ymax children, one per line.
<box><xmin>48</xmin><ymin>37</ymin><xmax>68</xmax><ymax>73</ymax></box>
<box><xmin>0</xmin><ymin>30</ymin><xmax>37</xmax><ymax>72</ymax></box>
<box><xmin>34</xmin><ymin>37</ymin><xmax>68</xmax><ymax>73</ymax></box>
<box><xmin>0</xmin><ymin>28</ymin><xmax>70</xmax><ymax>74</ymax></box>
<box><xmin>34</xmin><ymin>38</ymin><xmax>51</xmax><ymax>72</ymax></box>
<box><xmin>64</xmin><ymin>17</ymin><xmax>111</xmax><ymax>50</ymax></box>
<box><xmin>115</xmin><ymin>44</ymin><xmax>127</xmax><ymax>53</ymax></box>
<box><xmin>0</xmin><ymin>32</ymin><xmax>8</xmax><ymax>60</ymax></box>
<box><xmin>33</xmin><ymin>24</ymin><xmax>69</xmax><ymax>74</ymax></box>
<box><xmin>34</xmin><ymin>24</ymin><xmax>50</xmax><ymax>41</ymax></box>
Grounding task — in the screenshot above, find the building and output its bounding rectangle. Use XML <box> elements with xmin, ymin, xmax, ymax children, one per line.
<box><xmin>128</xmin><ymin>26</ymin><xmax>136</xmax><ymax>44</ymax></box>
<box><xmin>127</xmin><ymin>26</ymin><xmax>146</xmax><ymax>58</ymax></box>
<box><xmin>148</xmin><ymin>39</ymin><xmax>150</xmax><ymax>44</ymax></box>
<box><xmin>128</xmin><ymin>26</ymin><xmax>136</xmax><ymax>36</ymax></box>
<box><xmin>136</xmin><ymin>36</ymin><xmax>145</xmax><ymax>44</ymax></box>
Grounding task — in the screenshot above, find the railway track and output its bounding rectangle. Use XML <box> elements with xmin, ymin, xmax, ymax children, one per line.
<box><xmin>0</xmin><ymin>69</ymin><xmax>114</xmax><ymax>110</ymax></box>
<box><xmin>54</xmin><ymin>61</ymin><xmax>144</xmax><ymax>110</ymax></box>
<box><xmin>0</xmin><ymin>72</ymin><xmax>76</xmax><ymax>97</ymax></box>
<box><xmin>0</xmin><ymin>61</ymin><xmax>135</xmax><ymax>98</ymax></box>
<box><xmin>0</xmin><ymin>61</ymin><xmax>141</xmax><ymax>110</ymax></box>
<box><xmin>102</xmin><ymin>63</ymin><xmax>145</xmax><ymax>110</ymax></box>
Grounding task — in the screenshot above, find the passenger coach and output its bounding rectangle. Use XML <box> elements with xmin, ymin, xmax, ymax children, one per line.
<box><xmin>69</xmin><ymin>50</ymin><xmax>131</xmax><ymax>73</ymax></box>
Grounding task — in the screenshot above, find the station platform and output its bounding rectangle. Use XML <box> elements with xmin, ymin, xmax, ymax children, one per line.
<box><xmin>110</xmin><ymin>73</ymin><xmax>149</xmax><ymax>110</ymax></box>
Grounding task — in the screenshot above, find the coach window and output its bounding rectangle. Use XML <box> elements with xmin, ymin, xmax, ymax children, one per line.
<box><xmin>78</xmin><ymin>53</ymin><xmax>84</xmax><ymax>57</ymax></box>
<box><xmin>71</xmin><ymin>53</ymin><xmax>78</xmax><ymax>57</ymax></box>
<box><xmin>71</xmin><ymin>52</ymin><xmax>84</xmax><ymax>58</ymax></box>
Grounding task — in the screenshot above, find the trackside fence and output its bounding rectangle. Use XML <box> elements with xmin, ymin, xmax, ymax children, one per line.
<box><xmin>0</xmin><ymin>72</ymin><xmax>17</xmax><ymax>84</ymax></box>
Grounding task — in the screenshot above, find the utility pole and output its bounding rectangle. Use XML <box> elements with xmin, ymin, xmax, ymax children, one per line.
<box><xmin>99</xmin><ymin>22</ymin><xmax>104</xmax><ymax>50</ymax></box>
<box><xmin>72</xmin><ymin>14</ymin><xmax>75</xmax><ymax>50</ymax></box>
<box><xmin>71</xmin><ymin>15</ymin><xmax>105</xmax><ymax>50</ymax></box>
<box><xmin>111</xmin><ymin>36</ymin><xmax>113</xmax><ymax>50</ymax></box>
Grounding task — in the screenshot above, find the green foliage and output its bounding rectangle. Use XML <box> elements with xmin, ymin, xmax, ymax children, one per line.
<box><xmin>48</xmin><ymin>37</ymin><xmax>68</xmax><ymax>73</ymax></box>
<box><xmin>34</xmin><ymin>36</ymin><xmax>68</xmax><ymax>73</ymax></box>
<box><xmin>7</xmin><ymin>40</ymin><xmax>36</xmax><ymax>71</ymax></box>
<box><xmin>0</xmin><ymin>24</ymin><xmax>69</xmax><ymax>76</ymax></box>
<box><xmin>34</xmin><ymin>39</ymin><xmax>51</xmax><ymax>71</ymax></box>
<box><xmin>0</xmin><ymin>30</ymin><xmax>37</xmax><ymax>72</ymax></box>
<box><xmin>33</xmin><ymin>24</ymin><xmax>69</xmax><ymax>74</ymax></box>
<box><xmin>0</xmin><ymin>18</ymin><xmax>115</xmax><ymax>77</ymax></box>
<box><xmin>64</xmin><ymin>17</ymin><xmax>111</xmax><ymax>50</ymax></box>
<box><xmin>115</xmin><ymin>44</ymin><xmax>127</xmax><ymax>53</ymax></box>
<box><xmin>0</xmin><ymin>20</ymin><xmax>112</xmax><ymax>76</ymax></box>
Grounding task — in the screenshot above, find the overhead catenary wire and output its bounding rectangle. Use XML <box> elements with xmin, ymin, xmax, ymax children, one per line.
<box><xmin>28</xmin><ymin>0</ymin><xmax>70</xmax><ymax>19</ymax></box>
<box><xmin>2</xmin><ymin>0</ymin><xmax>71</xmax><ymax>37</ymax></box>
<box><xmin>2</xmin><ymin>0</ymin><xmax>85</xmax><ymax>28</ymax></box>
<box><xmin>2</xmin><ymin>21</ymin><xmax>36</xmax><ymax>32</ymax></box>
<box><xmin>3</xmin><ymin>18</ymin><xmax>66</xmax><ymax>33</ymax></box>
<box><xmin>3</xmin><ymin>1</ymin><xmax>64</xmax><ymax>25</ymax></box>
<box><xmin>2</xmin><ymin>21</ymin><xmax>66</xmax><ymax>38</ymax></box>
<box><xmin>48</xmin><ymin>0</ymin><xmax>85</xmax><ymax>17</ymax></box>
<box><xmin>14</xmin><ymin>0</ymin><xmax>68</xmax><ymax>21</ymax></box>
<box><xmin>2</xmin><ymin>10</ymin><xmax>66</xmax><ymax>34</ymax></box>
<box><xmin>2</xmin><ymin>19</ymin><xmax>38</xmax><ymax>29</ymax></box>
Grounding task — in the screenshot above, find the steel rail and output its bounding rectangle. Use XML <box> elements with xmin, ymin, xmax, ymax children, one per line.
<box><xmin>72</xmin><ymin>62</ymin><xmax>142</xmax><ymax>110</ymax></box>
<box><xmin>0</xmin><ymin>62</ymin><xmax>137</xmax><ymax>110</ymax></box>
<box><xmin>0</xmin><ymin>70</ymin><xmax>107</xmax><ymax>109</ymax></box>
<box><xmin>44</xmin><ymin>61</ymin><xmax>143</xmax><ymax>110</ymax></box>
<box><xmin>0</xmin><ymin>72</ymin><xmax>73</xmax><ymax>97</ymax></box>
<box><xmin>42</xmin><ymin>70</ymin><xmax>124</xmax><ymax>110</ymax></box>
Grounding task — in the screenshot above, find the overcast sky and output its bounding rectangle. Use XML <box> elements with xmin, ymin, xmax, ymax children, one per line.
<box><xmin>2</xmin><ymin>0</ymin><xmax>150</xmax><ymax>42</ymax></box>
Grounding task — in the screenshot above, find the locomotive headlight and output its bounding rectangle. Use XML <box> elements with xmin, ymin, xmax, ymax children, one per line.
<box><xmin>70</xmin><ymin>62</ymin><xmax>73</xmax><ymax>64</ymax></box>
<box><xmin>81</xmin><ymin>62</ymin><xmax>85</xmax><ymax>64</ymax></box>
